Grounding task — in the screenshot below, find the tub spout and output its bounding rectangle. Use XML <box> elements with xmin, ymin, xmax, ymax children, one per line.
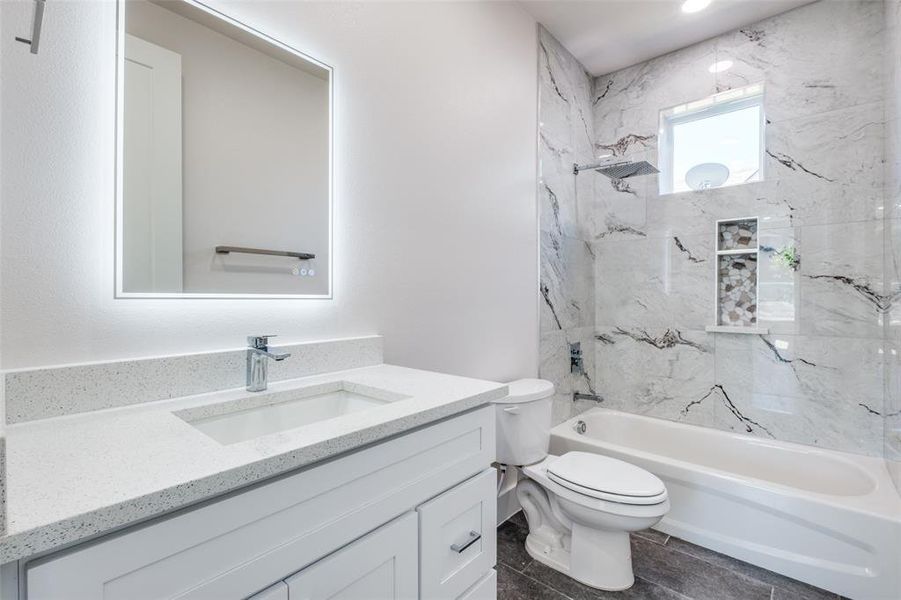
<box><xmin>573</xmin><ymin>392</ymin><xmax>603</xmax><ymax>403</ymax></box>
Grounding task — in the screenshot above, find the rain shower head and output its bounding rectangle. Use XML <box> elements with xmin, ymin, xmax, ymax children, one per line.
<box><xmin>573</xmin><ymin>160</ymin><xmax>660</xmax><ymax>179</ymax></box>
<box><xmin>595</xmin><ymin>160</ymin><xmax>659</xmax><ymax>179</ymax></box>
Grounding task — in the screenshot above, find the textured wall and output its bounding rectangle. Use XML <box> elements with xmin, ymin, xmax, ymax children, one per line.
<box><xmin>541</xmin><ymin>0</ymin><xmax>890</xmax><ymax>456</ymax></box>
<box><xmin>536</xmin><ymin>27</ymin><xmax>600</xmax><ymax>425</ymax></box>
<box><xmin>0</xmin><ymin>1</ymin><xmax>539</xmax><ymax>385</ymax></box>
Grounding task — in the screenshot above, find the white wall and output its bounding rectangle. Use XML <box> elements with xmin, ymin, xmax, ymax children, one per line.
<box><xmin>0</xmin><ymin>0</ymin><xmax>539</xmax><ymax>382</ymax></box>
<box><xmin>127</xmin><ymin>0</ymin><xmax>331</xmax><ymax>295</ymax></box>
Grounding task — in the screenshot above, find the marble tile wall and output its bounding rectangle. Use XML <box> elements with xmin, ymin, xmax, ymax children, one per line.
<box><xmin>884</xmin><ymin>0</ymin><xmax>901</xmax><ymax>489</ymax></box>
<box><xmin>537</xmin><ymin>27</ymin><xmax>600</xmax><ymax>424</ymax></box>
<box><xmin>585</xmin><ymin>0</ymin><xmax>890</xmax><ymax>456</ymax></box>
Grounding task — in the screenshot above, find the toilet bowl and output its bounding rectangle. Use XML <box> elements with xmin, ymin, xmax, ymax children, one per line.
<box><xmin>494</xmin><ymin>379</ymin><xmax>669</xmax><ymax>591</ymax></box>
<box><xmin>518</xmin><ymin>452</ymin><xmax>669</xmax><ymax>590</ymax></box>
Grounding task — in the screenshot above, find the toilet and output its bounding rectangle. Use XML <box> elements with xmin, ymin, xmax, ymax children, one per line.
<box><xmin>494</xmin><ymin>379</ymin><xmax>670</xmax><ymax>591</ymax></box>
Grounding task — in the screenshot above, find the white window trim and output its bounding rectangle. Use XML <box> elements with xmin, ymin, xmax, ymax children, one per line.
<box><xmin>658</xmin><ymin>84</ymin><xmax>766</xmax><ymax>195</ymax></box>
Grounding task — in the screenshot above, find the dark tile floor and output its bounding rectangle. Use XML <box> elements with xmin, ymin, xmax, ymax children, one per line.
<box><xmin>497</xmin><ymin>513</ymin><xmax>843</xmax><ymax>600</ymax></box>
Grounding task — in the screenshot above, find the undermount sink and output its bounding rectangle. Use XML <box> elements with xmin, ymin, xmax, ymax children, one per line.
<box><xmin>175</xmin><ymin>381</ymin><xmax>410</xmax><ymax>445</ymax></box>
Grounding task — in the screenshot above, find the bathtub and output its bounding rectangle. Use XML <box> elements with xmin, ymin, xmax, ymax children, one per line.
<box><xmin>550</xmin><ymin>408</ymin><xmax>901</xmax><ymax>599</ymax></box>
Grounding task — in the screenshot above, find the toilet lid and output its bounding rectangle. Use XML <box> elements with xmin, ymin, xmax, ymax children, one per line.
<box><xmin>547</xmin><ymin>452</ymin><xmax>667</xmax><ymax>504</ymax></box>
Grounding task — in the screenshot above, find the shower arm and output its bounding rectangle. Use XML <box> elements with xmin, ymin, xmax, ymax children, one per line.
<box><xmin>573</xmin><ymin>159</ymin><xmax>628</xmax><ymax>175</ymax></box>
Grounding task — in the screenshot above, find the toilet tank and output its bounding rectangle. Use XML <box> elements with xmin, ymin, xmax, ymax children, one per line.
<box><xmin>493</xmin><ymin>379</ymin><xmax>554</xmax><ymax>466</ymax></box>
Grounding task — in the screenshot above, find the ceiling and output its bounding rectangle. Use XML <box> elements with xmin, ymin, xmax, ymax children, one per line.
<box><xmin>518</xmin><ymin>0</ymin><xmax>816</xmax><ymax>76</ymax></box>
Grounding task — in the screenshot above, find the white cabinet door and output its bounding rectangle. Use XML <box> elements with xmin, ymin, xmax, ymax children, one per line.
<box><xmin>286</xmin><ymin>513</ymin><xmax>418</xmax><ymax>600</ymax></box>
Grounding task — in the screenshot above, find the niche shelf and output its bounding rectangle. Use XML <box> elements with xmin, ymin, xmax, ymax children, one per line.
<box><xmin>705</xmin><ymin>217</ymin><xmax>769</xmax><ymax>335</ymax></box>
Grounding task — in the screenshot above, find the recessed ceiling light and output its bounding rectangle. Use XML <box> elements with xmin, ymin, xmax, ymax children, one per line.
<box><xmin>681</xmin><ymin>0</ymin><xmax>712</xmax><ymax>14</ymax></box>
<box><xmin>708</xmin><ymin>60</ymin><xmax>733</xmax><ymax>73</ymax></box>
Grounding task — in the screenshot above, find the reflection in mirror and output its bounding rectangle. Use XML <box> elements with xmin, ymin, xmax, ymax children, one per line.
<box><xmin>118</xmin><ymin>0</ymin><xmax>331</xmax><ymax>297</ymax></box>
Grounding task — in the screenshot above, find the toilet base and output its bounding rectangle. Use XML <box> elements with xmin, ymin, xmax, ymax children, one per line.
<box><xmin>523</xmin><ymin>525</ymin><xmax>634</xmax><ymax>591</ymax></box>
<box><xmin>515</xmin><ymin>457</ymin><xmax>668</xmax><ymax>592</ymax></box>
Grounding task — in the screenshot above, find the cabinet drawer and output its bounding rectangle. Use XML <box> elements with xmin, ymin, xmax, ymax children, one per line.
<box><xmin>418</xmin><ymin>468</ymin><xmax>497</xmax><ymax>600</ymax></box>
<box><xmin>458</xmin><ymin>570</ymin><xmax>496</xmax><ymax>600</ymax></box>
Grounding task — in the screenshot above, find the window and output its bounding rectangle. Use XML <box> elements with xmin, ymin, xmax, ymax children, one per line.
<box><xmin>658</xmin><ymin>83</ymin><xmax>765</xmax><ymax>195</ymax></box>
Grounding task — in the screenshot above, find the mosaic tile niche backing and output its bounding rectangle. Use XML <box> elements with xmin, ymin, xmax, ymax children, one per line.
<box><xmin>716</xmin><ymin>218</ymin><xmax>759</xmax><ymax>327</ymax></box>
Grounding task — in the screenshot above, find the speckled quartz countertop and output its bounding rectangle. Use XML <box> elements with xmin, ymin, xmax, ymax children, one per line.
<box><xmin>0</xmin><ymin>364</ymin><xmax>507</xmax><ymax>564</ymax></box>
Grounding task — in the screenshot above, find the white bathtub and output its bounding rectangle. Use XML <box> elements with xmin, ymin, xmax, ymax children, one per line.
<box><xmin>550</xmin><ymin>408</ymin><xmax>901</xmax><ymax>599</ymax></box>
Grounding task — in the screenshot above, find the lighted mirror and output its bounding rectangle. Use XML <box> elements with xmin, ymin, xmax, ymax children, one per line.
<box><xmin>116</xmin><ymin>0</ymin><xmax>332</xmax><ymax>298</ymax></box>
<box><xmin>658</xmin><ymin>83</ymin><xmax>765</xmax><ymax>195</ymax></box>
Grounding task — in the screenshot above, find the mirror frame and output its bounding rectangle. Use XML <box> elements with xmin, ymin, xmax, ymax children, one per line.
<box><xmin>115</xmin><ymin>0</ymin><xmax>334</xmax><ymax>299</ymax></box>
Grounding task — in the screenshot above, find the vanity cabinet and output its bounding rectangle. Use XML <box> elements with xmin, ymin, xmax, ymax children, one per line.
<box><xmin>22</xmin><ymin>407</ymin><xmax>496</xmax><ymax>600</ymax></box>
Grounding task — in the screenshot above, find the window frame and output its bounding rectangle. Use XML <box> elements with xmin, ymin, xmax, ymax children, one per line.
<box><xmin>658</xmin><ymin>83</ymin><xmax>766</xmax><ymax>196</ymax></box>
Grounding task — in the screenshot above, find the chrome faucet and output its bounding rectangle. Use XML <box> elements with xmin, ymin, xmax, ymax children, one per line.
<box><xmin>246</xmin><ymin>335</ymin><xmax>291</xmax><ymax>392</ymax></box>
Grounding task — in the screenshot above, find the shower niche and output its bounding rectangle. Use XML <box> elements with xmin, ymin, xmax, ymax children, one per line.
<box><xmin>706</xmin><ymin>217</ymin><xmax>768</xmax><ymax>334</ymax></box>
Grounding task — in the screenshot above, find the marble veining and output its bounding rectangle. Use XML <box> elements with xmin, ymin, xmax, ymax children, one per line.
<box><xmin>594</xmin><ymin>327</ymin><xmax>716</xmax><ymax>427</ymax></box>
<box><xmin>541</xmin><ymin>0</ymin><xmax>892</xmax><ymax>457</ymax></box>
<box><xmin>713</xmin><ymin>333</ymin><xmax>883</xmax><ymax>455</ymax></box>
<box><xmin>714</xmin><ymin>0</ymin><xmax>884</xmax><ymax>124</ymax></box>
<box><xmin>683</xmin><ymin>384</ymin><xmax>775</xmax><ymax>439</ymax></box>
<box><xmin>537</xmin><ymin>26</ymin><xmax>599</xmax><ymax>425</ymax></box>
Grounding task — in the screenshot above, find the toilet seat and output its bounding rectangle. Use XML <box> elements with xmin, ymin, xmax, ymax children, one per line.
<box><xmin>547</xmin><ymin>452</ymin><xmax>667</xmax><ymax>506</ymax></box>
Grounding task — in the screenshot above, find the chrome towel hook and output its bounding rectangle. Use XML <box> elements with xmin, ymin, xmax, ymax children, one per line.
<box><xmin>14</xmin><ymin>0</ymin><xmax>45</xmax><ymax>55</ymax></box>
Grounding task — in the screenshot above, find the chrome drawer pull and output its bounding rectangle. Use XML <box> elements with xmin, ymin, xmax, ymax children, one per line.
<box><xmin>450</xmin><ymin>531</ymin><xmax>481</xmax><ymax>553</ymax></box>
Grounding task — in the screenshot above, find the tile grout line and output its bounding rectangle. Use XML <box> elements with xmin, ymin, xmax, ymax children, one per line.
<box><xmin>628</xmin><ymin>567</ymin><xmax>702</xmax><ymax>600</ymax></box>
<box><xmin>507</xmin><ymin>564</ymin><xmax>578</xmax><ymax>600</ymax></box>
<box><xmin>633</xmin><ymin>575</ymin><xmax>694</xmax><ymax>600</ymax></box>
<box><xmin>505</xmin><ymin>528</ymin><xmax>692</xmax><ymax>600</ymax></box>
<box><xmin>505</xmin><ymin>525</ymin><xmax>834</xmax><ymax>600</ymax></box>
<box><xmin>498</xmin><ymin>557</ymin><xmax>532</xmax><ymax>575</ymax></box>
<box><xmin>508</xmin><ymin>550</ymin><xmax>693</xmax><ymax>600</ymax></box>
<box><xmin>657</xmin><ymin>537</ymin><xmax>792</xmax><ymax>594</ymax></box>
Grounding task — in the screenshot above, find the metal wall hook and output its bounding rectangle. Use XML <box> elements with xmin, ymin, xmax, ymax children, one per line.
<box><xmin>14</xmin><ymin>0</ymin><xmax>45</xmax><ymax>55</ymax></box>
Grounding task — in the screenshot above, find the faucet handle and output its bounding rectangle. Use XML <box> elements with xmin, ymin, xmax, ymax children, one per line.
<box><xmin>247</xmin><ymin>335</ymin><xmax>277</xmax><ymax>349</ymax></box>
